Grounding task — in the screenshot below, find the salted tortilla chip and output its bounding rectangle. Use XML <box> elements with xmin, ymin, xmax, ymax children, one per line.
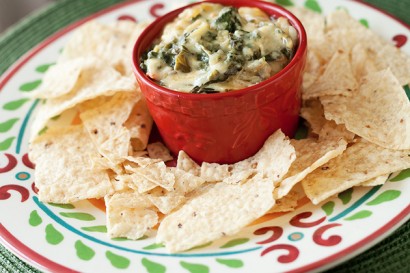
<box><xmin>124</xmin><ymin>156</ymin><xmax>161</xmax><ymax>167</ymax></box>
<box><xmin>124</xmin><ymin>98</ymin><xmax>153</xmax><ymax>152</ymax></box>
<box><xmin>286</xmin><ymin>8</ymin><xmax>325</xmax><ymax>91</ymax></box>
<box><xmin>248</xmin><ymin>130</ymin><xmax>296</xmax><ymax>181</ymax></box>
<box><xmin>360</xmin><ymin>174</ymin><xmax>389</xmax><ymax>187</ymax></box>
<box><xmin>326</xmin><ymin>9</ymin><xmax>375</xmax><ymax>33</ymax></box>
<box><xmin>320</xmin><ymin>10</ymin><xmax>410</xmax><ymax>85</ymax></box>
<box><xmin>274</xmin><ymin>138</ymin><xmax>347</xmax><ymax>199</ymax></box>
<box><xmin>372</xmin><ymin>44</ymin><xmax>410</xmax><ymax>86</ymax></box>
<box><xmin>319</xmin><ymin>120</ymin><xmax>355</xmax><ymax>142</ymax></box>
<box><xmin>350</xmin><ymin>43</ymin><xmax>378</xmax><ymax>80</ymax></box>
<box><xmin>315</xmin><ymin>9</ymin><xmax>386</xmax><ymax>62</ymax></box>
<box><xmin>110</xmin><ymin>175</ymin><xmax>132</xmax><ymax>192</ymax></box>
<box><xmin>147</xmin><ymin>169</ymin><xmax>206</xmax><ymax>214</ymax></box>
<box><xmin>300</xmin><ymin>100</ymin><xmax>355</xmax><ymax>141</ymax></box>
<box><xmin>157</xmin><ymin>174</ymin><xmax>275</xmax><ymax>252</ymax></box>
<box><xmin>350</xmin><ymin>42</ymin><xmax>410</xmax><ymax>86</ymax></box>
<box><xmin>122</xmin><ymin>21</ymin><xmax>151</xmax><ymax>76</ymax></box>
<box><xmin>30</xmin><ymin>59</ymin><xmax>136</xmax><ymax>140</ymax></box>
<box><xmin>288</xmin><ymin>6</ymin><xmax>325</xmax><ymax>44</ymax></box>
<box><xmin>124</xmin><ymin>161</ymin><xmax>175</xmax><ymax>191</ymax></box>
<box><xmin>59</xmin><ymin>21</ymin><xmax>138</xmax><ymax>74</ymax></box>
<box><xmin>147</xmin><ymin>142</ymin><xmax>173</xmax><ymax>162</ymax></box>
<box><xmin>117</xmin><ymin>171</ymin><xmax>158</xmax><ymax>194</ymax></box>
<box><xmin>29</xmin><ymin>125</ymin><xmax>112</xmax><ymax>203</ymax></box>
<box><xmin>268</xmin><ymin>190</ymin><xmax>300</xmax><ymax>213</ymax></box>
<box><xmin>90</xmin><ymin>154</ymin><xmax>124</xmax><ymax>174</ymax></box>
<box><xmin>303</xmin><ymin>50</ymin><xmax>357</xmax><ymax>99</ymax></box>
<box><xmin>30</xmin><ymin>59</ymin><xmax>85</xmax><ymax>99</ymax></box>
<box><xmin>176</xmin><ymin>151</ymin><xmax>200</xmax><ymax>176</ymax></box>
<box><xmin>300</xmin><ymin>99</ymin><xmax>326</xmax><ymax>135</ymax></box>
<box><xmin>105</xmin><ymin>191</ymin><xmax>158</xmax><ymax>240</ymax></box>
<box><xmin>222</xmin><ymin>169</ymin><xmax>255</xmax><ymax>185</ymax></box>
<box><xmin>302</xmin><ymin>50</ymin><xmax>323</xmax><ymax>90</ymax></box>
<box><xmin>199</xmin><ymin>130</ymin><xmax>295</xmax><ymax>184</ymax></box>
<box><xmin>321</xmin><ymin>69</ymin><xmax>410</xmax><ymax>150</ymax></box>
<box><xmin>302</xmin><ymin>140</ymin><xmax>410</xmax><ymax>204</ymax></box>
<box><xmin>200</xmin><ymin>163</ymin><xmax>230</xmax><ymax>182</ymax></box>
<box><xmin>80</xmin><ymin>92</ymin><xmax>140</xmax><ymax>163</ymax></box>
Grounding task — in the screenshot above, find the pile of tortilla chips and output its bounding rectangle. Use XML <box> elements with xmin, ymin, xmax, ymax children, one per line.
<box><xmin>29</xmin><ymin>8</ymin><xmax>410</xmax><ymax>253</ymax></box>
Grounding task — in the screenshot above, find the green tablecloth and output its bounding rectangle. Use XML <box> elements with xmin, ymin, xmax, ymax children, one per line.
<box><xmin>0</xmin><ymin>0</ymin><xmax>409</xmax><ymax>272</ymax></box>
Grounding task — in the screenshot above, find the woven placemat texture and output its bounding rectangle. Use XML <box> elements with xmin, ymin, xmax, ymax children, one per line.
<box><xmin>0</xmin><ymin>0</ymin><xmax>409</xmax><ymax>272</ymax></box>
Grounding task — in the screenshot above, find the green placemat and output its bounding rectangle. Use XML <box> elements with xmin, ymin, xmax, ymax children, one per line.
<box><xmin>0</xmin><ymin>0</ymin><xmax>409</xmax><ymax>272</ymax></box>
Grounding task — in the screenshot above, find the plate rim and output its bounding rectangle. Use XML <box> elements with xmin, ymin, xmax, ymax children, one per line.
<box><xmin>0</xmin><ymin>0</ymin><xmax>409</xmax><ymax>272</ymax></box>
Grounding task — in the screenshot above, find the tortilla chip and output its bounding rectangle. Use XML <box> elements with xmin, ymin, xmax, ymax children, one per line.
<box><xmin>326</xmin><ymin>9</ymin><xmax>375</xmax><ymax>33</ymax></box>
<box><xmin>248</xmin><ymin>130</ymin><xmax>296</xmax><ymax>181</ymax></box>
<box><xmin>274</xmin><ymin>138</ymin><xmax>347</xmax><ymax>199</ymax></box>
<box><xmin>124</xmin><ymin>161</ymin><xmax>175</xmax><ymax>191</ymax></box>
<box><xmin>157</xmin><ymin>174</ymin><xmax>275</xmax><ymax>253</ymax></box>
<box><xmin>360</xmin><ymin>174</ymin><xmax>389</xmax><ymax>187</ymax></box>
<box><xmin>286</xmin><ymin>7</ymin><xmax>325</xmax><ymax>90</ymax></box>
<box><xmin>122</xmin><ymin>21</ymin><xmax>151</xmax><ymax>76</ymax></box>
<box><xmin>288</xmin><ymin>6</ymin><xmax>325</xmax><ymax>45</ymax></box>
<box><xmin>199</xmin><ymin>130</ymin><xmax>296</xmax><ymax>185</ymax></box>
<box><xmin>59</xmin><ymin>21</ymin><xmax>138</xmax><ymax>74</ymax></box>
<box><xmin>319</xmin><ymin>120</ymin><xmax>355</xmax><ymax>142</ymax></box>
<box><xmin>124</xmin><ymin>156</ymin><xmax>161</xmax><ymax>168</ymax></box>
<box><xmin>176</xmin><ymin>151</ymin><xmax>200</xmax><ymax>176</ymax></box>
<box><xmin>350</xmin><ymin>42</ymin><xmax>410</xmax><ymax>86</ymax></box>
<box><xmin>80</xmin><ymin>92</ymin><xmax>140</xmax><ymax>163</ymax></box>
<box><xmin>302</xmin><ymin>140</ymin><xmax>410</xmax><ymax>204</ymax></box>
<box><xmin>147</xmin><ymin>169</ymin><xmax>206</xmax><ymax>214</ymax></box>
<box><xmin>30</xmin><ymin>59</ymin><xmax>136</xmax><ymax>140</ymax></box>
<box><xmin>372</xmin><ymin>44</ymin><xmax>410</xmax><ymax>86</ymax></box>
<box><xmin>30</xmin><ymin>58</ymin><xmax>85</xmax><ymax>99</ymax></box>
<box><xmin>321</xmin><ymin>10</ymin><xmax>410</xmax><ymax>85</ymax></box>
<box><xmin>300</xmin><ymin>99</ymin><xmax>355</xmax><ymax>141</ymax></box>
<box><xmin>124</xmin><ymin>98</ymin><xmax>153</xmax><ymax>152</ymax></box>
<box><xmin>321</xmin><ymin>69</ymin><xmax>410</xmax><ymax>150</ymax></box>
<box><xmin>222</xmin><ymin>169</ymin><xmax>255</xmax><ymax>185</ymax></box>
<box><xmin>118</xmin><ymin>172</ymin><xmax>158</xmax><ymax>194</ymax></box>
<box><xmin>314</xmin><ymin>9</ymin><xmax>386</xmax><ymax>62</ymax></box>
<box><xmin>200</xmin><ymin>163</ymin><xmax>230</xmax><ymax>182</ymax></box>
<box><xmin>147</xmin><ymin>142</ymin><xmax>173</xmax><ymax>162</ymax></box>
<box><xmin>110</xmin><ymin>174</ymin><xmax>132</xmax><ymax>192</ymax></box>
<box><xmin>302</xmin><ymin>50</ymin><xmax>323</xmax><ymax>90</ymax></box>
<box><xmin>350</xmin><ymin>43</ymin><xmax>378</xmax><ymax>81</ymax></box>
<box><xmin>268</xmin><ymin>190</ymin><xmax>300</xmax><ymax>213</ymax></box>
<box><xmin>91</xmin><ymin>155</ymin><xmax>124</xmax><ymax>174</ymax></box>
<box><xmin>105</xmin><ymin>191</ymin><xmax>158</xmax><ymax>240</ymax></box>
<box><xmin>29</xmin><ymin>125</ymin><xmax>112</xmax><ymax>203</ymax></box>
<box><xmin>303</xmin><ymin>50</ymin><xmax>357</xmax><ymax>99</ymax></box>
<box><xmin>300</xmin><ymin>99</ymin><xmax>326</xmax><ymax>135</ymax></box>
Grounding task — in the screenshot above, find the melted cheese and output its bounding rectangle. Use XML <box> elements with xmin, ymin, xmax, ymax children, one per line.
<box><xmin>141</xmin><ymin>3</ymin><xmax>297</xmax><ymax>93</ymax></box>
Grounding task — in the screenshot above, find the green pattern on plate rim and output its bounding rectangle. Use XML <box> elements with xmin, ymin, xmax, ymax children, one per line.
<box><xmin>0</xmin><ymin>0</ymin><xmax>409</xmax><ymax>272</ymax></box>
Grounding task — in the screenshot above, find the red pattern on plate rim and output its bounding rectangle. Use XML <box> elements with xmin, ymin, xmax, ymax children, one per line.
<box><xmin>0</xmin><ymin>185</ymin><xmax>30</xmax><ymax>202</ymax></box>
<box><xmin>0</xmin><ymin>0</ymin><xmax>409</xmax><ymax>272</ymax></box>
<box><xmin>22</xmin><ymin>153</ymin><xmax>35</xmax><ymax>169</ymax></box>
<box><xmin>117</xmin><ymin>14</ymin><xmax>138</xmax><ymax>22</ymax></box>
<box><xmin>393</xmin><ymin>34</ymin><xmax>408</xmax><ymax>48</ymax></box>
<box><xmin>0</xmin><ymin>154</ymin><xmax>18</xmax><ymax>173</ymax></box>
<box><xmin>149</xmin><ymin>3</ymin><xmax>165</xmax><ymax>17</ymax></box>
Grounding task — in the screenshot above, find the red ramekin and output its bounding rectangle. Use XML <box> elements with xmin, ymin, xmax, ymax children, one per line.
<box><xmin>133</xmin><ymin>0</ymin><xmax>307</xmax><ymax>164</ymax></box>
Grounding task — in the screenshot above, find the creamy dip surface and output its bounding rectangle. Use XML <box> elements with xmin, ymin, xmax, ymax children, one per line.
<box><xmin>141</xmin><ymin>3</ymin><xmax>297</xmax><ymax>93</ymax></box>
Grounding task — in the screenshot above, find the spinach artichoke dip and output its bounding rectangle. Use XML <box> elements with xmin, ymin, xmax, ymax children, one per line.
<box><xmin>141</xmin><ymin>3</ymin><xmax>297</xmax><ymax>93</ymax></box>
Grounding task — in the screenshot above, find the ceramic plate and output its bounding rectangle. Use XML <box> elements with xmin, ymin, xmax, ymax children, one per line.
<box><xmin>1</xmin><ymin>0</ymin><xmax>409</xmax><ymax>272</ymax></box>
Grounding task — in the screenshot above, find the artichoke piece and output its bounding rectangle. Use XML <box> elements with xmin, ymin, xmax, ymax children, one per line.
<box><xmin>174</xmin><ymin>52</ymin><xmax>191</xmax><ymax>73</ymax></box>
